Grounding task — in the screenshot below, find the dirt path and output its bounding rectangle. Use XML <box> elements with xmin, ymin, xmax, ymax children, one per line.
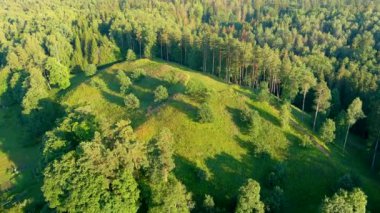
<box><xmin>290</xmin><ymin>120</ymin><xmax>330</xmax><ymax>157</ymax></box>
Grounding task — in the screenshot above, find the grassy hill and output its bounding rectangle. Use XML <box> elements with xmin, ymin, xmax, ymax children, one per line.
<box><xmin>1</xmin><ymin>59</ymin><xmax>380</xmax><ymax>212</ymax></box>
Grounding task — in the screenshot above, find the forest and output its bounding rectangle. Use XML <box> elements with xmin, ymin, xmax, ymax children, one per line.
<box><xmin>0</xmin><ymin>0</ymin><xmax>380</xmax><ymax>212</ymax></box>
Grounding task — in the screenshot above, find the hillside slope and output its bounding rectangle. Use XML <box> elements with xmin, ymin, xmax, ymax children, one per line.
<box><xmin>60</xmin><ymin>59</ymin><xmax>380</xmax><ymax>212</ymax></box>
<box><xmin>1</xmin><ymin>59</ymin><xmax>379</xmax><ymax>212</ymax></box>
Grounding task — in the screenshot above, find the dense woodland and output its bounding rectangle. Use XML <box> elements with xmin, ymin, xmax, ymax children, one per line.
<box><xmin>0</xmin><ymin>0</ymin><xmax>380</xmax><ymax>212</ymax></box>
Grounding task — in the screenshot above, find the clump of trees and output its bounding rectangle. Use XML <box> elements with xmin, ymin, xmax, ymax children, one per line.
<box><xmin>321</xmin><ymin>188</ymin><xmax>367</xmax><ymax>213</ymax></box>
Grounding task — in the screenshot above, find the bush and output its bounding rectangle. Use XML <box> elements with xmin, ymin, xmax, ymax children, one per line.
<box><xmin>130</xmin><ymin>68</ymin><xmax>146</xmax><ymax>81</ymax></box>
<box><xmin>117</xmin><ymin>70</ymin><xmax>132</xmax><ymax>94</ymax></box>
<box><xmin>124</xmin><ymin>93</ymin><xmax>140</xmax><ymax>110</ymax></box>
<box><xmin>198</xmin><ymin>103</ymin><xmax>214</xmax><ymax>123</ymax></box>
<box><xmin>126</xmin><ymin>49</ymin><xmax>137</xmax><ymax>61</ymax></box>
<box><xmin>203</xmin><ymin>194</ymin><xmax>215</xmax><ymax>212</ymax></box>
<box><xmin>163</xmin><ymin>71</ymin><xmax>180</xmax><ymax>85</ymax></box>
<box><xmin>240</xmin><ymin>106</ymin><xmax>256</xmax><ymax>127</ymax></box>
<box><xmin>257</xmin><ymin>81</ymin><xmax>270</xmax><ymax>102</ymax></box>
<box><xmin>185</xmin><ymin>79</ymin><xmax>210</xmax><ymax>102</ymax></box>
<box><xmin>154</xmin><ymin>85</ymin><xmax>168</xmax><ymax>102</ymax></box>
<box><xmin>83</xmin><ymin>63</ymin><xmax>97</xmax><ymax>76</ymax></box>
<box><xmin>280</xmin><ymin>102</ymin><xmax>291</xmax><ymax>129</ymax></box>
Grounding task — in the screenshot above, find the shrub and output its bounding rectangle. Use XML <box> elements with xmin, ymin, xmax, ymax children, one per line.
<box><xmin>154</xmin><ymin>85</ymin><xmax>168</xmax><ymax>102</ymax></box>
<box><xmin>280</xmin><ymin>102</ymin><xmax>291</xmax><ymax>129</ymax></box>
<box><xmin>240</xmin><ymin>107</ymin><xmax>254</xmax><ymax>126</ymax></box>
<box><xmin>117</xmin><ymin>70</ymin><xmax>132</xmax><ymax>94</ymax></box>
<box><xmin>185</xmin><ymin>79</ymin><xmax>210</xmax><ymax>102</ymax></box>
<box><xmin>83</xmin><ymin>63</ymin><xmax>97</xmax><ymax>76</ymax></box>
<box><xmin>163</xmin><ymin>71</ymin><xmax>180</xmax><ymax>85</ymax></box>
<box><xmin>198</xmin><ymin>103</ymin><xmax>214</xmax><ymax>123</ymax></box>
<box><xmin>203</xmin><ymin>195</ymin><xmax>215</xmax><ymax>212</ymax></box>
<box><xmin>257</xmin><ymin>81</ymin><xmax>270</xmax><ymax>102</ymax></box>
<box><xmin>130</xmin><ymin>68</ymin><xmax>146</xmax><ymax>81</ymax></box>
<box><xmin>124</xmin><ymin>93</ymin><xmax>140</xmax><ymax>110</ymax></box>
<box><xmin>126</xmin><ymin>49</ymin><xmax>137</xmax><ymax>61</ymax></box>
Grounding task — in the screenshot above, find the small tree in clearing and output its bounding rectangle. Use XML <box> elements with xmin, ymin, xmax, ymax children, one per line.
<box><xmin>126</xmin><ymin>49</ymin><xmax>137</xmax><ymax>61</ymax></box>
<box><xmin>154</xmin><ymin>85</ymin><xmax>168</xmax><ymax>102</ymax></box>
<box><xmin>198</xmin><ymin>103</ymin><xmax>214</xmax><ymax>123</ymax></box>
<box><xmin>124</xmin><ymin>93</ymin><xmax>140</xmax><ymax>110</ymax></box>
<box><xmin>235</xmin><ymin>179</ymin><xmax>265</xmax><ymax>213</ymax></box>
<box><xmin>320</xmin><ymin>119</ymin><xmax>336</xmax><ymax>143</ymax></box>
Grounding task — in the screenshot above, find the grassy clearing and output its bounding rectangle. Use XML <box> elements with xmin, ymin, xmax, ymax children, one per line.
<box><xmin>1</xmin><ymin>59</ymin><xmax>379</xmax><ymax>212</ymax></box>
<box><xmin>61</xmin><ymin>59</ymin><xmax>380</xmax><ymax>212</ymax></box>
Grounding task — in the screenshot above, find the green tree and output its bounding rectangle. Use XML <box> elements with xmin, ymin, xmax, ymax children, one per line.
<box><xmin>300</xmin><ymin>70</ymin><xmax>317</xmax><ymax>112</ymax></box>
<box><xmin>148</xmin><ymin>176</ymin><xmax>194</xmax><ymax>213</ymax></box>
<box><xmin>154</xmin><ymin>85</ymin><xmax>168</xmax><ymax>102</ymax></box>
<box><xmin>320</xmin><ymin>119</ymin><xmax>336</xmax><ymax>143</ymax></box>
<box><xmin>21</xmin><ymin>68</ymin><xmax>49</xmax><ymax>115</ymax></box>
<box><xmin>44</xmin><ymin>57</ymin><xmax>71</xmax><ymax>89</ymax></box>
<box><xmin>321</xmin><ymin>188</ymin><xmax>367</xmax><ymax>213</ymax></box>
<box><xmin>43</xmin><ymin>143</ymin><xmax>140</xmax><ymax>213</ymax></box>
<box><xmin>343</xmin><ymin>98</ymin><xmax>365</xmax><ymax>150</ymax></box>
<box><xmin>313</xmin><ymin>81</ymin><xmax>331</xmax><ymax>130</ymax></box>
<box><xmin>149</xmin><ymin>128</ymin><xmax>175</xmax><ymax>183</ymax></box>
<box><xmin>235</xmin><ymin>179</ymin><xmax>265</xmax><ymax>213</ymax></box>
<box><xmin>124</xmin><ymin>93</ymin><xmax>140</xmax><ymax>110</ymax></box>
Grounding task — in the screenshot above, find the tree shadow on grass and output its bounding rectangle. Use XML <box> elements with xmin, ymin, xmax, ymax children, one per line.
<box><xmin>100</xmin><ymin>90</ymin><xmax>124</xmax><ymax>106</ymax></box>
<box><xmin>226</xmin><ymin>106</ymin><xmax>250</xmax><ymax>134</ymax></box>
<box><xmin>246</xmin><ymin>102</ymin><xmax>281</xmax><ymax>127</ymax></box>
<box><xmin>284</xmin><ymin>131</ymin><xmax>307</xmax><ymax>148</ymax></box>
<box><xmin>0</xmin><ymin>99</ymin><xmax>65</xmax><ymax>211</ymax></box>
<box><xmin>168</xmin><ymin>99</ymin><xmax>198</xmax><ymax>122</ymax></box>
<box><xmin>99</xmin><ymin>71</ymin><xmax>121</xmax><ymax>93</ymax></box>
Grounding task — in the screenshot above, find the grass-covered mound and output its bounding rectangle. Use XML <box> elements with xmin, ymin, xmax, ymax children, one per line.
<box><xmin>59</xmin><ymin>59</ymin><xmax>380</xmax><ymax>212</ymax></box>
<box><xmin>1</xmin><ymin>59</ymin><xmax>379</xmax><ymax>212</ymax></box>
